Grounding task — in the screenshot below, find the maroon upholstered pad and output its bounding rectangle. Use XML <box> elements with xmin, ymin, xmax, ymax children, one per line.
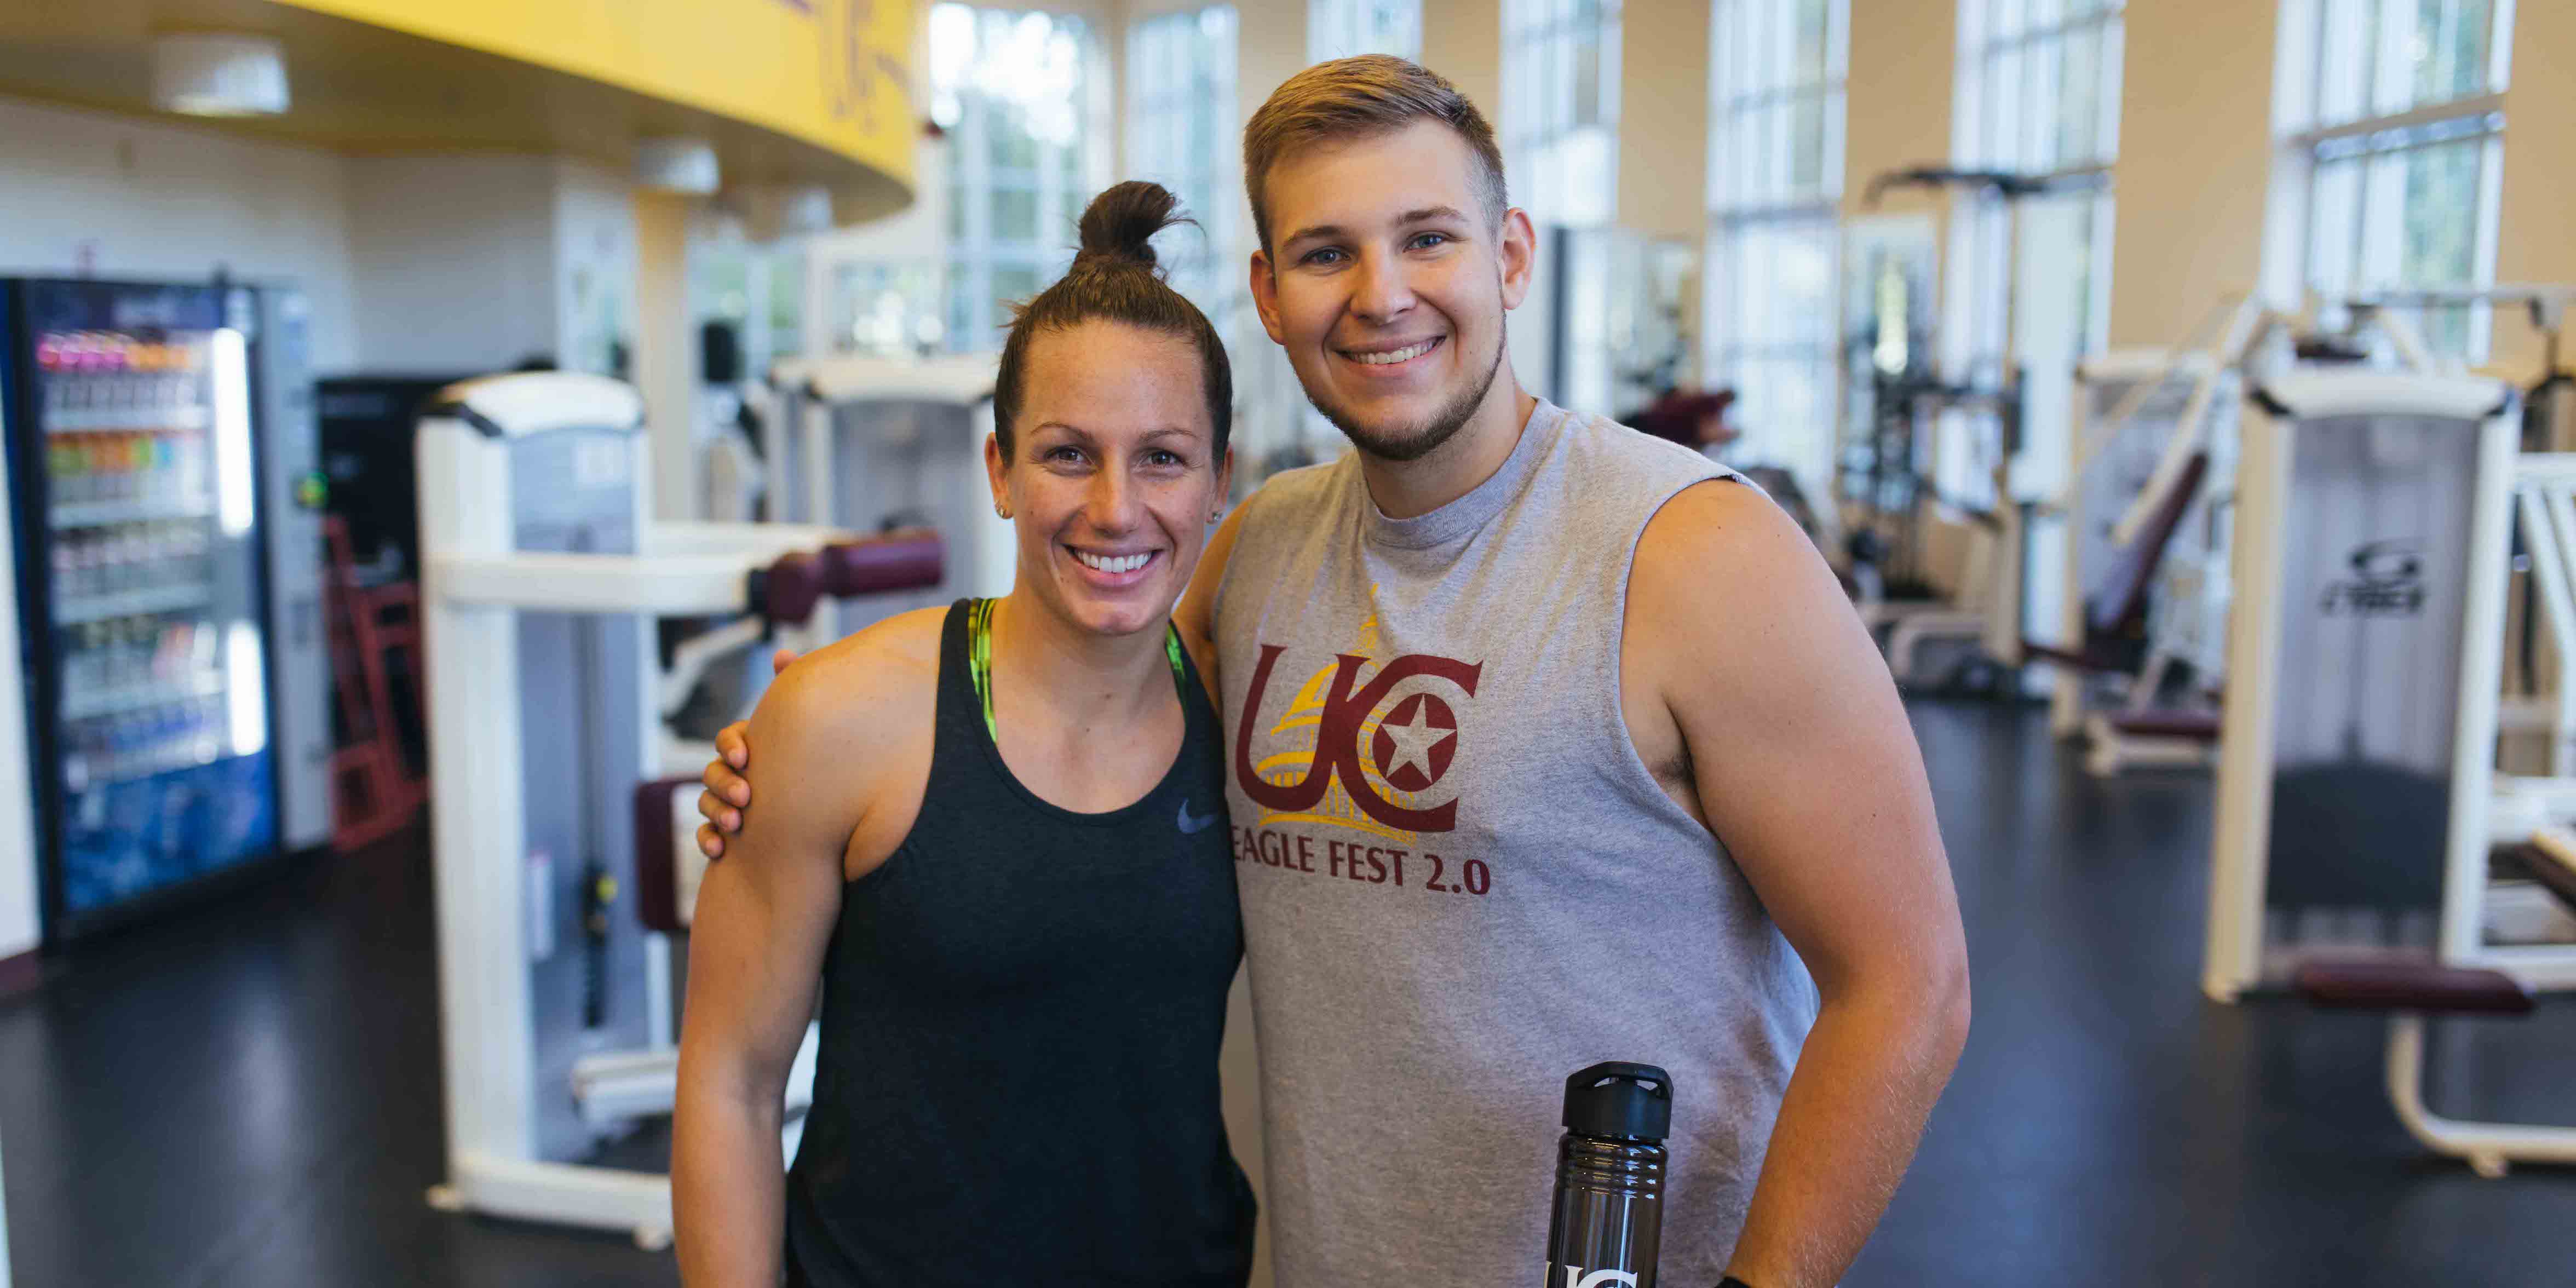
<box><xmin>820</xmin><ymin>529</ymin><xmax>944</xmax><ymax>596</ymax></box>
<box><xmin>2293</xmin><ymin>959</ymin><xmax>2535</xmax><ymax>1016</ymax></box>
<box><xmin>760</xmin><ymin>550</ymin><xmax>825</xmax><ymax>626</ymax></box>
<box><xmin>632</xmin><ymin>776</ymin><xmax>699</xmax><ymax>934</ymax></box>
<box><xmin>2105</xmin><ymin>710</ymin><xmax>2222</xmax><ymax>740</ymax></box>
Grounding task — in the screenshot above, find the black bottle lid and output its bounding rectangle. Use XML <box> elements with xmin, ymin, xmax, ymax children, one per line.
<box><xmin>1562</xmin><ymin>1061</ymin><xmax>1674</xmax><ymax>1141</ymax></box>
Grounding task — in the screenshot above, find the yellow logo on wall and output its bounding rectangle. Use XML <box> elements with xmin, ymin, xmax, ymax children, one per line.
<box><xmin>808</xmin><ymin>0</ymin><xmax>913</xmax><ymax>133</ymax></box>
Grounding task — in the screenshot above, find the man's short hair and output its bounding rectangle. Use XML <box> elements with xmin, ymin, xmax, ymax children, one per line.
<box><xmin>1242</xmin><ymin>55</ymin><xmax>1509</xmax><ymax>254</ymax></box>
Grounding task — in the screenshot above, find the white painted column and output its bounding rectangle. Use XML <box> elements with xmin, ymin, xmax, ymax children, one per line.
<box><xmin>633</xmin><ymin>191</ymin><xmax>698</xmax><ymax>524</ymax></box>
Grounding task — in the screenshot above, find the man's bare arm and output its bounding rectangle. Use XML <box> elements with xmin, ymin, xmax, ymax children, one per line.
<box><xmin>692</xmin><ymin>647</ymin><xmax>794</xmax><ymax>850</ymax></box>
<box><xmin>1171</xmin><ymin>502</ymin><xmax>1248</xmax><ymax>705</ymax></box>
<box><xmin>1629</xmin><ymin>481</ymin><xmax>1971</xmax><ymax>1287</ymax></box>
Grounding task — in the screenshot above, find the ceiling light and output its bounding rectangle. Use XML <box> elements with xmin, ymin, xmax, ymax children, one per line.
<box><xmin>634</xmin><ymin>137</ymin><xmax>721</xmax><ymax>195</ymax></box>
<box><xmin>152</xmin><ymin>33</ymin><xmax>290</xmax><ymax>117</ymax></box>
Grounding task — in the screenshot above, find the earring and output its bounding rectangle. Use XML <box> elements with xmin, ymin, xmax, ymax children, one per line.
<box><xmin>996</xmin><ymin>503</ymin><xmax>1013</xmax><ymax>520</ymax></box>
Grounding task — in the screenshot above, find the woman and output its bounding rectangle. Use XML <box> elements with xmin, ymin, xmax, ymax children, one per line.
<box><xmin>672</xmin><ymin>182</ymin><xmax>1253</xmax><ymax>1287</ymax></box>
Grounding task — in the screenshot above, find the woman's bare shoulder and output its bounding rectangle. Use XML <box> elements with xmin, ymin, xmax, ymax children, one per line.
<box><xmin>766</xmin><ymin>606</ymin><xmax>947</xmax><ymax>723</ymax></box>
<box><xmin>744</xmin><ymin>607</ymin><xmax>947</xmax><ymax>798</ymax></box>
<box><xmin>744</xmin><ymin>606</ymin><xmax>949</xmax><ymax>871</ymax></box>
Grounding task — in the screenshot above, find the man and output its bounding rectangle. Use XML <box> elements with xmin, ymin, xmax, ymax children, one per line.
<box><xmin>701</xmin><ymin>56</ymin><xmax>1968</xmax><ymax>1288</ymax></box>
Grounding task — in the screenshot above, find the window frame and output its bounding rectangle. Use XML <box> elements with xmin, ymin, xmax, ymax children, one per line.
<box><xmin>2267</xmin><ymin>0</ymin><xmax>2516</xmax><ymax>361</ymax></box>
<box><xmin>1935</xmin><ymin>0</ymin><xmax>2125</xmax><ymax>520</ymax></box>
<box><xmin>1944</xmin><ymin>0</ymin><xmax>2124</xmax><ymax>367</ymax></box>
<box><xmin>1501</xmin><ymin>0</ymin><xmax>1624</xmax><ymax>229</ymax></box>
<box><xmin>1702</xmin><ymin>0</ymin><xmax>1850</xmax><ymax>495</ymax></box>
<box><xmin>934</xmin><ymin>5</ymin><xmax>1104</xmax><ymax>354</ymax></box>
<box><xmin>1123</xmin><ymin>5</ymin><xmax>1240</xmax><ymax>321</ymax></box>
<box><xmin>1308</xmin><ymin>0</ymin><xmax>1422</xmax><ymax>63</ymax></box>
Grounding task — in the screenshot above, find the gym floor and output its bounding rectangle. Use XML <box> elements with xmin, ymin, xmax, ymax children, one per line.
<box><xmin>2</xmin><ymin>702</ymin><xmax>2571</xmax><ymax>1287</ymax></box>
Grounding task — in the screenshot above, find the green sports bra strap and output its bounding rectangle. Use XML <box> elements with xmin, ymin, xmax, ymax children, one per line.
<box><xmin>966</xmin><ymin>597</ymin><xmax>1189</xmax><ymax>742</ymax></box>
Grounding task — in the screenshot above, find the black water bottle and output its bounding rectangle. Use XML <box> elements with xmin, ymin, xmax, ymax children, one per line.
<box><xmin>1542</xmin><ymin>1061</ymin><xmax>1672</xmax><ymax>1288</ymax></box>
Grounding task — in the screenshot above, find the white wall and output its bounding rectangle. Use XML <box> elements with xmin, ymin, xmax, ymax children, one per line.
<box><xmin>344</xmin><ymin>154</ymin><xmax>564</xmax><ymax>373</ymax></box>
<box><xmin>0</xmin><ymin>400</ymin><xmax>37</xmax><ymax>964</ymax></box>
<box><xmin>0</xmin><ymin>96</ymin><xmax>360</xmax><ymax>371</ymax></box>
<box><xmin>0</xmin><ymin>98</ymin><xmax>645</xmax><ymax>952</ymax></box>
<box><xmin>553</xmin><ymin>160</ymin><xmax>642</xmax><ymax>378</ymax></box>
<box><xmin>0</xmin><ymin>95</ymin><xmax>367</xmax><ymax>957</ymax></box>
<box><xmin>343</xmin><ymin>154</ymin><xmax>640</xmax><ymax>378</ymax></box>
<box><xmin>0</xmin><ymin>97</ymin><xmax>634</xmax><ymax>381</ymax></box>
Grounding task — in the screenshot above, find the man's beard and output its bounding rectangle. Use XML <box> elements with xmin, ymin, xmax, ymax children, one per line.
<box><xmin>1306</xmin><ymin>325</ymin><xmax>1506</xmax><ymax>464</ymax></box>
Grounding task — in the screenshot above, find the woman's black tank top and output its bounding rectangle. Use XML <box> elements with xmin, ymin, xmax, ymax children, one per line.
<box><xmin>784</xmin><ymin>600</ymin><xmax>1255</xmax><ymax>1287</ymax></box>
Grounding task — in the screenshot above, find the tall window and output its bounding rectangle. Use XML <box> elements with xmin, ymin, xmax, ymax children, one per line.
<box><xmin>1705</xmin><ymin>0</ymin><xmax>1847</xmax><ymax>492</ymax></box>
<box><xmin>1955</xmin><ymin>0</ymin><xmax>2124</xmax><ymax>183</ymax></box>
<box><xmin>1125</xmin><ymin>7</ymin><xmax>1239</xmax><ymax>317</ymax></box>
<box><xmin>831</xmin><ymin>260</ymin><xmax>944</xmax><ymax>355</ymax></box>
<box><xmin>1125</xmin><ymin>5</ymin><xmax>1313</xmax><ymax>493</ymax></box>
<box><xmin>2278</xmin><ymin>0</ymin><xmax>2512</xmax><ymax>358</ymax></box>
<box><xmin>693</xmin><ymin>235</ymin><xmax>806</xmax><ymax>373</ymax></box>
<box><xmin>1944</xmin><ymin>0</ymin><xmax>2125</xmax><ymax>660</ymax></box>
<box><xmin>1310</xmin><ymin>0</ymin><xmax>1422</xmax><ymax>62</ymax></box>
<box><xmin>1943</xmin><ymin>0</ymin><xmax>2125</xmax><ymax>505</ymax></box>
<box><xmin>929</xmin><ymin>5</ymin><xmax>1101</xmax><ymax>353</ymax></box>
<box><xmin>1502</xmin><ymin>0</ymin><xmax>1622</xmax><ymax>229</ymax></box>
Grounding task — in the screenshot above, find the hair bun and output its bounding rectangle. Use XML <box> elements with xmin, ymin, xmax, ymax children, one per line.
<box><xmin>1076</xmin><ymin>181</ymin><xmax>1191</xmax><ymax>274</ymax></box>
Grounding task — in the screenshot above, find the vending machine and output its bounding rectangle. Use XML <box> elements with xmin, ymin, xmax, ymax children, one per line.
<box><xmin>1</xmin><ymin>279</ymin><xmax>331</xmax><ymax>942</ymax></box>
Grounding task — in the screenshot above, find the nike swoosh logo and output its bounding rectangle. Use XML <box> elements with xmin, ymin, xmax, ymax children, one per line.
<box><xmin>1177</xmin><ymin>799</ymin><xmax>1222</xmax><ymax>835</ymax></box>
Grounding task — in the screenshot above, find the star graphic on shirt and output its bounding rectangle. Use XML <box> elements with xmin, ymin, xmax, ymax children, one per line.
<box><xmin>1376</xmin><ymin>703</ymin><xmax>1456</xmax><ymax>782</ymax></box>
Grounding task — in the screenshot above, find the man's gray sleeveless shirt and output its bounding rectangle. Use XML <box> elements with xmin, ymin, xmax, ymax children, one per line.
<box><xmin>1213</xmin><ymin>399</ymin><xmax>1820</xmax><ymax>1286</ymax></box>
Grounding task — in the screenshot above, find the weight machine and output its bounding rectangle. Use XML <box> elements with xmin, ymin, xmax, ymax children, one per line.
<box><xmin>2345</xmin><ymin>284</ymin><xmax>2576</xmax><ymax>451</ymax></box>
<box><xmin>2042</xmin><ymin>288</ymin><xmax>2576</xmax><ymax>777</ymax></box>
<box><xmin>2202</xmin><ymin>368</ymin><xmax>2533</xmax><ymax>1001</ymax></box>
<box><xmin>2157</xmin><ymin>358</ymin><xmax>2576</xmax><ymax>1174</ymax></box>
<box><xmin>761</xmin><ymin>354</ymin><xmax>1005</xmax><ymax>628</ymax></box>
<box><xmin>2032</xmin><ymin>348</ymin><xmax>2234</xmax><ymax>775</ymax></box>
<box><xmin>416</xmin><ymin>372</ymin><xmax>941</xmax><ymax>1246</ymax></box>
<box><xmin>2287</xmin><ymin>444</ymin><xmax>2576</xmax><ymax>1177</ymax></box>
<box><xmin>1847</xmin><ymin>166</ymin><xmax>2104</xmax><ymax>695</ymax></box>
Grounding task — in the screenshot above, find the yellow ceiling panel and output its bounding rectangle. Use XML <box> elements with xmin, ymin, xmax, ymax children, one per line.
<box><xmin>0</xmin><ymin>0</ymin><xmax>917</xmax><ymax>225</ymax></box>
